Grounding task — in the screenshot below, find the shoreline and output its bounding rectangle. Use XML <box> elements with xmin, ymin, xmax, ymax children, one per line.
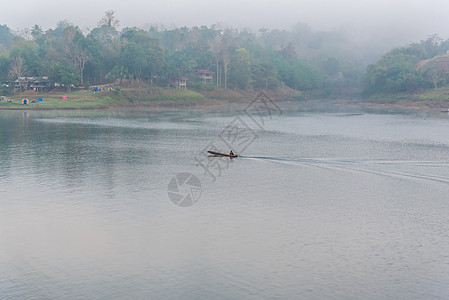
<box><xmin>2</xmin><ymin>87</ymin><xmax>449</xmax><ymax>112</ymax></box>
<box><xmin>0</xmin><ymin>99</ymin><xmax>228</xmax><ymax>111</ymax></box>
<box><xmin>0</xmin><ymin>86</ymin><xmax>302</xmax><ymax>111</ymax></box>
<box><xmin>349</xmin><ymin>99</ymin><xmax>449</xmax><ymax>111</ymax></box>
<box><xmin>2</xmin><ymin>99</ymin><xmax>448</xmax><ymax>111</ymax></box>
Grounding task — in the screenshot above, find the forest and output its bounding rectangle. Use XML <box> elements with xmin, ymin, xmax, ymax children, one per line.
<box><xmin>2</xmin><ymin>10</ymin><xmax>449</xmax><ymax>99</ymax></box>
<box><xmin>363</xmin><ymin>34</ymin><xmax>449</xmax><ymax>96</ymax></box>
<box><xmin>0</xmin><ymin>11</ymin><xmax>374</xmax><ymax>97</ymax></box>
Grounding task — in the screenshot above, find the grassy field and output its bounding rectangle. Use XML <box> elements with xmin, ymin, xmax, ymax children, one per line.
<box><xmin>0</xmin><ymin>83</ymin><xmax>306</xmax><ymax>110</ymax></box>
<box><xmin>0</xmin><ymin>87</ymin><xmax>206</xmax><ymax>110</ymax></box>
<box><xmin>0</xmin><ymin>90</ymin><xmax>107</xmax><ymax>109</ymax></box>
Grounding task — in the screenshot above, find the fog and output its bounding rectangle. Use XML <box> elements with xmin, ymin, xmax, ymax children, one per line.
<box><xmin>2</xmin><ymin>0</ymin><xmax>449</xmax><ymax>66</ymax></box>
<box><xmin>4</xmin><ymin>0</ymin><xmax>449</xmax><ymax>42</ymax></box>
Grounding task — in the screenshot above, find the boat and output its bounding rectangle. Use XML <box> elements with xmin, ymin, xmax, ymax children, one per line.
<box><xmin>207</xmin><ymin>151</ymin><xmax>238</xmax><ymax>158</ymax></box>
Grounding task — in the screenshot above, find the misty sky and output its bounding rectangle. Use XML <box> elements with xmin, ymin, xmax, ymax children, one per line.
<box><xmin>3</xmin><ymin>0</ymin><xmax>449</xmax><ymax>42</ymax></box>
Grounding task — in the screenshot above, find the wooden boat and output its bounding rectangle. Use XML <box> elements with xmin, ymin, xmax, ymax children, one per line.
<box><xmin>207</xmin><ymin>150</ymin><xmax>238</xmax><ymax>158</ymax></box>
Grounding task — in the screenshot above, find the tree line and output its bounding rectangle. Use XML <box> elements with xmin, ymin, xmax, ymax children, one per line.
<box><xmin>0</xmin><ymin>11</ymin><xmax>368</xmax><ymax>95</ymax></box>
<box><xmin>363</xmin><ymin>34</ymin><xmax>449</xmax><ymax>95</ymax></box>
<box><xmin>6</xmin><ymin>11</ymin><xmax>442</xmax><ymax>98</ymax></box>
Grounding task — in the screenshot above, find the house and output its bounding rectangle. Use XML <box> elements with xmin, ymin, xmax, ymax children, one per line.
<box><xmin>12</xmin><ymin>77</ymin><xmax>28</xmax><ymax>90</ymax></box>
<box><xmin>170</xmin><ymin>77</ymin><xmax>188</xmax><ymax>90</ymax></box>
<box><xmin>29</xmin><ymin>77</ymin><xmax>50</xmax><ymax>92</ymax></box>
<box><xmin>12</xmin><ymin>77</ymin><xmax>51</xmax><ymax>91</ymax></box>
<box><xmin>196</xmin><ymin>69</ymin><xmax>214</xmax><ymax>84</ymax></box>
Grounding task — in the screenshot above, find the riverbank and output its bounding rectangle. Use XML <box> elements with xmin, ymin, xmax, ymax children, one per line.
<box><xmin>352</xmin><ymin>99</ymin><xmax>449</xmax><ymax>111</ymax></box>
<box><xmin>354</xmin><ymin>99</ymin><xmax>449</xmax><ymax>112</ymax></box>
<box><xmin>356</xmin><ymin>87</ymin><xmax>449</xmax><ymax>111</ymax></box>
<box><xmin>4</xmin><ymin>84</ymin><xmax>449</xmax><ymax>111</ymax></box>
<box><xmin>0</xmin><ymin>88</ymin><xmax>205</xmax><ymax>110</ymax></box>
<box><xmin>0</xmin><ymin>84</ymin><xmax>305</xmax><ymax>110</ymax></box>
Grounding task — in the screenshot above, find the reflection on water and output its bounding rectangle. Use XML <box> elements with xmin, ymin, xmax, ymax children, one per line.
<box><xmin>1</xmin><ymin>104</ymin><xmax>449</xmax><ymax>299</ymax></box>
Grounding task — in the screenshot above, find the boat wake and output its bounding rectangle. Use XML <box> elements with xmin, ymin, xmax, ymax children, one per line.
<box><xmin>240</xmin><ymin>156</ymin><xmax>449</xmax><ymax>184</ymax></box>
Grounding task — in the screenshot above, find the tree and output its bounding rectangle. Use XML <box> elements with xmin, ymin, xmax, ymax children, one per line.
<box><xmin>0</xmin><ymin>25</ymin><xmax>14</xmax><ymax>49</ymax></box>
<box><xmin>144</xmin><ymin>47</ymin><xmax>164</xmax><ymax>83</ymax></box>
<box><xmin>120</xmin><ymin>29</ymin><xmax>164</xmax><ymax>82</ymax></box>
<box><xmin>99</xmin><ymin>10</ymin><xmax>120</xmax><ymax>29</ymax></box>
<box><xmin>73</xmin><ymin>45</ymin><xmax>89</xmax><ymax>85</ymax></box>
<box><xmin>31</xmin><ymin>25</ymin><xmax>43</xmax><ymax>40</ymax></box>
<box><xmin>9</xmin><ymin>41</ymin><xmax>41</xmax><ymax>76</ymax></box>
<box><xmin>209</xmin><ymin>36</ymin><xmax>222</xmax><ymax>87</ymax></box>
<box><xmin>252</xmin><ymin>61</ymin><xmax>280</xmax><ymax>90</ymax></box>
<box><xmin>57</xmin><ymin>27</ymin><xmax>92</xmax><ymax>85</ymax></box>
<box><xmin>228</xmin><ymin>48</ymin><xmax>252</xmax><ymax>89</ymax></box>
<box><xmin>0</xmin><ymin>56</ymin><xmax>11</xmax><ymax>81</ymax></box>
<box><xmin>106</xmin><ymin>65</ymin><xmax>128</xmax><ymax>84</ymax></box>
<box><xmin>50</xmin><ymin>62</ymin><xmax>80</xmax><ymax>92</ymax></box>
<box><xmin>98</xmin><ymin>10</ymin><xmax>120</xmax><ymax>39</ymax></box>
<box><xmin>209</xmin><ymin>31</ymin><xmax>236</xmax><ymax>89</ymax></box>
<box><xmin>363</xmin><ymin>43</ymin><xmax>428</xmax><ymax>95</ymax></box>
<box><xmin>222</xmin><ymin>50</ymin><xmax>230</xmax><ymax>89</ymax></box>
<box><xmin>2</xmin><ymin>21</ymin><xmax>355</xmax><ymax>94</ymax></box>
<box><xmin>270</xmin><ymin>50</ymin><xmax>322</xmax><ymax>91</ymax></box>
<box><xmin>219</xmin><ymin>33</ymin><xmax>235</xmax><ymax>89</ymax></box>
<box><xmin>54</xmin><ymin>20</ymin><xmax>75</xmax><ymax>37</ymax></box>
<box><xmin>85</xmin><ymin>25</ymin><xmax>119</xmax><ymax>83</ymax></box>
<box><xmin>9</xmin><ymin>56</ymin><xmax>25</xmax><ymax>80</ymax></box>
<box><xmin>426</xmin><ymin>68</ymin><xmax>445</xmax><ymax>89</ymax></box>
<box><xmin>120</xmin><ymin>42</ymin><xmax>146</xmax><ymax>80</ymax></box>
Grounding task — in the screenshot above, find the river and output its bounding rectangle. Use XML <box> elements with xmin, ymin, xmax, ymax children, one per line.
<box><xmin>1</xmin><ymin>101</ymin><xmax>449</xmax><ymax>299</ymax></box>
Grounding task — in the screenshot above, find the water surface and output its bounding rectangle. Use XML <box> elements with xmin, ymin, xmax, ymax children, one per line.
<box><xmin>1</xmin><ymin>103</ymin><xmax>449</xmax><ymax>299</ymax></box>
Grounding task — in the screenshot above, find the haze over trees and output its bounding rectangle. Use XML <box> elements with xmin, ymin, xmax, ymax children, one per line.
<box><xmin>363</xmin><ymin>35</ymin><xmax>449</xmax><ymax>95</ymax></box>
<box><xmin>0</xmin><ymin>11</ymin><xmax>371</xmax><ymax>95</ymax></box>
<box><xmin>1</xmin><ymin>10</ymin><xmax>449</xmax><ymax>98</ymax></box>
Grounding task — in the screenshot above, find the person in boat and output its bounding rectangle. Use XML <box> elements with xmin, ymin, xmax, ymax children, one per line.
<box><xmin>230</xmin><ymin>150</ymin><xmax>235</xmax><ymax>156</ymax></box>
